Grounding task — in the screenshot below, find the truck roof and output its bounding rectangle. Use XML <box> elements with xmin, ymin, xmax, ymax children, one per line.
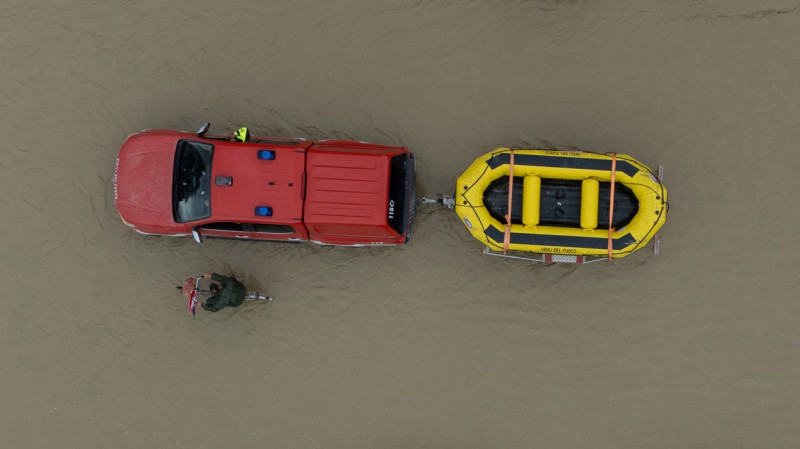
<box><xmin>210</xmin><ymin>141</ymin><xmax>308</xmax><ymax>226</ymax></box>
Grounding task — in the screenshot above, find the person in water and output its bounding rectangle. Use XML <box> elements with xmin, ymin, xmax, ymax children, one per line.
<box><xmin>199</xmin><ymin>272</ymin><xmax>246</xmax><ymax>312</ymax></box>
<box><xmin>229</xmin><ymin>126</ymin><xmax>251</xmax><ymax>142</ymax></box>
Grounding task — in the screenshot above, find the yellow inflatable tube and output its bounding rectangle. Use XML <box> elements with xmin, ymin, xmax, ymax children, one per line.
<box><xmin>454</xmin><ymin>148</ymin><xmax>668</xmax><ymax>259</ymax></box>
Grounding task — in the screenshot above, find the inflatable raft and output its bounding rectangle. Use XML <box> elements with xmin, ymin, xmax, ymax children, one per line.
<box><xmin>454</xmin><ymin>148</ymin><xmax>668</xmax><ymax>261</ymax></box>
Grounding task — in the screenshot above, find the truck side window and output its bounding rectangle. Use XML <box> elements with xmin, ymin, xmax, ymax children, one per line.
<box><xmin>202</xmin><ymin>222</ymin><xmax>245</xmax><ymax>232</ymax></box>
<box><xmin>246</xmin><ymin>224</ymin><xmax>295</xmax><ymax>234</ymax></box>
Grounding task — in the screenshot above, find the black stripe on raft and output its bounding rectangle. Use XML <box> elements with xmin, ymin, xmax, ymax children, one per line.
<box><xmin>486</xmin><ymin>153</ymin><xmax>640</xmax><ymax>178</ymax></box>
<box><xmin>485</xmin><ymin>225</ymin><xmax>638</xmax><ymax>250</ymax></box>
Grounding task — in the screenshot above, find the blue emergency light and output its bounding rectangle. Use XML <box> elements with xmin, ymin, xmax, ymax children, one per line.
<box><xmin>254</xmin><ymin>206</ymin><xmax>273</xmax><ymax>217</ymax></box>
<box><xmin>257</xmin><ymin>150</ymin><xmax>276</xmax><ymax>160</ymax></box>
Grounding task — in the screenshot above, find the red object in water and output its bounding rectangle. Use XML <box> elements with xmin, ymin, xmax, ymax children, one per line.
<box><xmin>188</xmin><ymin>290</ymin><xmax>197</xmax><ymax>317</ymax></box>
<box><xmin>181</xmin><ymin>277</ymin><xmax>197</xmax><ymax>299</ymax></box>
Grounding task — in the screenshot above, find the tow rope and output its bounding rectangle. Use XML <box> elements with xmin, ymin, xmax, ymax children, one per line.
<box><xmin>607</xmin><ymin>153</ymin><xmax>617</xmax><ymax>260</ymax></box>
<box><xmin>503</xmin><ymin>149</ymin><xmax>515</xmax><ymax>254</ymax></box>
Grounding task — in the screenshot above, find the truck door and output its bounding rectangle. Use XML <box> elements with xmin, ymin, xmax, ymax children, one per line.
<box><xmin>196</xmin><ymin>222</ymin><xmax>254</xmax><ymax>240</ymax></box>
<box><xmin>196</xmin><ymin>222</ymin><xmax>309</xmax><ymax>242</ymax></box>
<box><xmin>246</xmin><ymin>223</ymin><xmax>308</xmax><ymax>242</ymax></box>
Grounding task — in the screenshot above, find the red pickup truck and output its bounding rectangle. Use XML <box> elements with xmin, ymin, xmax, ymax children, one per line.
<box><xmin>114</xmin><ymin>123</ymin><xmax>415</xmax><ymax>246</ymax></box>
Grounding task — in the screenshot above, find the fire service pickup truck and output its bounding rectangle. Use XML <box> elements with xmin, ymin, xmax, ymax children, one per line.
<box><xmin>114</xmin><ymin>123</ymin><xmax>415</xmax><ymax>246</ymax></box>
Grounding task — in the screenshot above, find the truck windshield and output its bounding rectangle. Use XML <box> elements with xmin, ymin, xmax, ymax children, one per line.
<box><xmin>173</xmin><ymin>140</ymin><xmax>213</xmax><ymax>223</ymax></box>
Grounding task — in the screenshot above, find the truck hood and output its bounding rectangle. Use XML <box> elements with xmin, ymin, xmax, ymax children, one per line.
<box><xmin>114</xmin><ymin>132</ymin><xmax>178</xmax><ymax>229</ymax></box>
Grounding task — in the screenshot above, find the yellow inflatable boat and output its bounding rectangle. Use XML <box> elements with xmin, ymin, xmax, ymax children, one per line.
<box><xmin>454</xmin><ymin>148</ymin><xmax>668</xmax><ymax>261</ymax></box>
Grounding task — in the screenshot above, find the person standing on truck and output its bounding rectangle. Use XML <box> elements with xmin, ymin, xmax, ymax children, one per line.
<box><xmin>198</xmin><ymin>272</ymin><xmax>246</xmax><ymax>312</ymax></box>
<box><xmin>229</xmin><ymin>126</ymin><xmax>251</xmax><ymax>142</ymax></box>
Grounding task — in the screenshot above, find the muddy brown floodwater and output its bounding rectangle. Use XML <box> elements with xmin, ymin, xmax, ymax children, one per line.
<box><xmin>2</xmin><ymin>1</ymin><xmax>799</xmax><ymax>448</ymax></box>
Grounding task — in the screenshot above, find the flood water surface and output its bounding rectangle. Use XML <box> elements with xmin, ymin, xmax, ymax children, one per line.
<box><xmin>2</xmin><ymin>1</ymin><xmax>799</xmax><ymax>448</ymax></box>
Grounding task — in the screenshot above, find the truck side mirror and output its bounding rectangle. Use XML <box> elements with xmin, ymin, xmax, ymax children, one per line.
<box><xmin>197</xmin><ymin>122</ymin><xmax>210</xmax><ymax>137</ymax></box>
<box><xmin>192</xmin><ymin>228</ymin><xmax>203</xmax><ymax>243</ymax></box>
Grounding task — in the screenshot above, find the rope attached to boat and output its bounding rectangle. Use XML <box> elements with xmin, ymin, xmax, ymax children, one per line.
<box><xmin>503</xmin><ymin>149</ymin><xmax>515</xmax><ymax>254</ymax></box>
<box><xmin>607</xmin><ymin>153</ymin><xmax>617</xmax><ymax>260</ymax></box>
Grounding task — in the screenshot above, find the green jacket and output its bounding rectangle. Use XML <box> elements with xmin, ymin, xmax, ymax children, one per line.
<box><xmin>202</xmin><ymin>273</ymin><xmax>246</xmax><ymax>312</ymax></box>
